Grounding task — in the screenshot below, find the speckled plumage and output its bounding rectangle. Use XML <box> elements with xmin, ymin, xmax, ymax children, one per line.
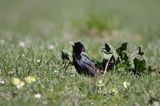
<box><xmin>72</xmin><ymin>42</ymin><xmax>97</xmax><ymax>76</ymax></box>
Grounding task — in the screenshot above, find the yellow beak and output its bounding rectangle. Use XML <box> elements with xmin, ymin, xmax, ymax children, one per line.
<box><xmin>69</xmin><ymin>42</ymin><xmax>74</xmax><ymax>46</ymax></box>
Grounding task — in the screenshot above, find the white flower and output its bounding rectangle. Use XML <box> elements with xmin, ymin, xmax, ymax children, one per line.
<box><xmin>19</xmin><ymin>41</ymin><xmax>26</xmax><ymax>48</ymax></box>
<box><xmin>54</xmin><ymin>70</ymin><xmax>58</xmax><ymax>73</ymax></box>
<box><xmin>48</xmin><ymin>44</ymin><xmax>55</xmax><ymax>50</ymax></box>
<box><xmin>112</xmin><ymin>88</ymin><xmax>118</xmax><ymax>94</ymax></box>
<box><xmin>34</xmin><ymin>93</ymin><xmax>41</xmax><ymax>99</ymax></box>
<box><xmin>0</xmin><ymin>80</ymin><xmax>5</xmax><ymax>85</ymax></box>
<box><xmin>97</xmin><ymin>80</ymin><xmax>105</xmax><ymax>87</ymax></box>
<box><xmin>37</xmin><ymin>59</ymin><xmax>41</xmax><ymax>63</ymax></box>
<box><xmin>16</xmin><ymin>81</ymin><xmax>25</xmax><ymax>89</ymax></box>
<box><xmin>109</xmin><ymin>88</ymin><xmax>118</xmax><ymax>95</ymax></box>
<box><xmin>123</xmin><ymin>81</ymin><xmax>130</xmax><ymax>88</ymax></box>
<box><xmin>8</xmin><ymin>70</ymin><xmax>16</xmax><ymax>75</ymax></box>
<box><xmin>98</xmin><ymin>80</ymin><xmax>103</xmax><ymax>84</ymax></box>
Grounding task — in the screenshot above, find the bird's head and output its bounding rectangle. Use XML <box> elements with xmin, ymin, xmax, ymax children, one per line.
<box><xmin>70</xmin><ymin>42</ymin><xmax>85</xmax><ymax>56</ymax></box>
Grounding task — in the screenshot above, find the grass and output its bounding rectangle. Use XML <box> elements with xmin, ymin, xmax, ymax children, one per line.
<box><xmin>0</xmin><ymin>0</ymin><xmax>160</xmax><ymax>106</ymax></box>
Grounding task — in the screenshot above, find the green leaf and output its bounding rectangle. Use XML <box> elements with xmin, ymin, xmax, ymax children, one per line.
<box><xmin>103</xmin><ymin>42</ymin><xmax>118</xmax><ymax>60</ymax></box>
<box><xmin>116</xmin><ymin>42</ymin><xmax>128</xmax><ymax>64</ymax></box>
<box><xmin>130</xmin><ymin>47</ymin><xmax>144</xmax><ymax>60</ymax></box>
<box><xmin>133</xmin><ymin>57</ymin><xmax>146</xmax><ymax>74</ymax></box>
<box><xmin>138</xmin><ymin>47</ymin><xmax>144</xmax><ymax>56</ymax></box>
<box><xmin>116</xmin><ymin>42</ymin><xmax>128</xmax><ymax>53</ymax></box>
<box><xmin>102</xmin><ymin>53</ymin><xmax>113</xmax><ymax>60</ymax></box>
<box><xmin>61</xmin><ymin>50</ymin><xmax>70</xmax><ymax>61</ymax></box>
<box><xmin>104</xmin><ymin>43</ymin><xmax>111</xmax><ymax>52</ymax></box>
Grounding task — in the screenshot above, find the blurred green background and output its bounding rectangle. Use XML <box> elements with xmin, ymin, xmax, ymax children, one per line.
<box><xmin>0</xmin><ymin>0</ymin><xmax>160</xmax><ymax>34</ymax></box>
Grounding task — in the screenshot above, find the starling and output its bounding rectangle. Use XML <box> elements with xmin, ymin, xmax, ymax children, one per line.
<box><xmin>70</xmin><ymin>42</ymin><xmax>98</xmax><ymax>77</ymax></box>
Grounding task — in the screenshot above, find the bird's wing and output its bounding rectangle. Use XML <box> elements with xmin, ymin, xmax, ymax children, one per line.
<box><xmin>81</xmin><ymin>53</ymin><xmax>97</xmax><ymax>76</ymax></box>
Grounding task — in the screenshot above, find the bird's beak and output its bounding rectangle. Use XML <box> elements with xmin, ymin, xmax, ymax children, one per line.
<box><xmin>69</xmin><ymin>42</ymin><xmax>74</xmax><ymax>46</ymax></box>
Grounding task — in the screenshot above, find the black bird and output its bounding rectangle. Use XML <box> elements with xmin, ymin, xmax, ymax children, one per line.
<box><xmin>70</xmin><ymin>42</ymin><xmax>98</xmax><ymax>77</ymax></box>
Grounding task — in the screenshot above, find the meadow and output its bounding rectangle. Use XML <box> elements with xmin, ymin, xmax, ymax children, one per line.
<box><xmin>0</xmin><ymin>0</ymin><xmax>160</xmax><ymax>106</ymax></box>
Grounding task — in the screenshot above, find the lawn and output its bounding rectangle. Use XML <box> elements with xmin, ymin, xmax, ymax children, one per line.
<box><xmin>0</xmin><ymin>0</ymin><xmax>160</xmax><ymax>106</ymax></box>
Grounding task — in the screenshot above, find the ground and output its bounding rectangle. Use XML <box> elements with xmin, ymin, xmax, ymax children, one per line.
<box><xmin>0</xmin><ymin>0</ymin><xmax>160</xmax><ymax>106</ymax></box>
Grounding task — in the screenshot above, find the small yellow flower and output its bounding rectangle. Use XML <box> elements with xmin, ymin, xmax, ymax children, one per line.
<box><xmin>12</xmin><ymin>78</ymin><xmax>25</xmax><ymax>89</ymax></box>
<box><xmin>25</xmin><ymin>76</ymin><xmax>36</xmax><ymax>84</ymax></box>
<box><xmin>12</xmin><ymin>78</ymin><xmax>21</xmax><ymax>85</ymax></box>
<box><xmin>123</xmin><ymin>81</ymin><xmax>130</xmax><ymax>88</ymax></box>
